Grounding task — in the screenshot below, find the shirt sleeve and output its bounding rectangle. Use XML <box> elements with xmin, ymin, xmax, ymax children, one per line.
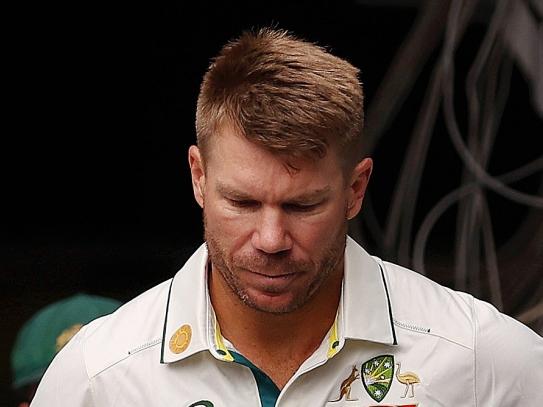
<box><xmin>30</xmin><ymin>325</ymin><xmax>94</xmax><ymax>407</ymax></box>
<box><xmin>474</xmin><ymin>298</ymin><xmax>543</xmax><ymax>406</ymax></box>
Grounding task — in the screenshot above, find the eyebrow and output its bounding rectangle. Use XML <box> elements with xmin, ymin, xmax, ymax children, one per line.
<box><xmin>215</xmin><ymin>183</ymin><xmax>331</xmax><ymax>203</ymax></box>
<box><xmin>289</xmin><ymin>186</ymin><xmax>332</xmax><ymax>203</ymax></box>
<box><xmin>216</xmin><ymin>183</ymin><xmax>253</xmax><ymax>201</ymax></box>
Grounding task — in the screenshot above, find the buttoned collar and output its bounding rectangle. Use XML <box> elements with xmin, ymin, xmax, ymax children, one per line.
<box><xmin>160</xmin><ymin>236</ymin><xmax>396</xmax><ymax>364</ymax></box>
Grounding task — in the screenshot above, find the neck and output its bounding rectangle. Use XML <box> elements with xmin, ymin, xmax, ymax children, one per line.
<box><xmin>209</xmin><ymin>261</ymin><xmax>343</xmax><ymax>362</ymax></box>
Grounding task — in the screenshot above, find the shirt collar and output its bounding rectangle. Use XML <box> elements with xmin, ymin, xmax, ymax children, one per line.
<box><xmin>161</xmin><ymin>243</ymin><xmax>210</xmax><ymax>363</ymax></box>
<box><xmin>341</xmin><ymin>236</ymin><xmax>397</xmax><ymax>345</ymax></box>
<box><xmin>160</xmin><ymin>236</ymin><xmax>396</xmax><ymax>364</ymax></box>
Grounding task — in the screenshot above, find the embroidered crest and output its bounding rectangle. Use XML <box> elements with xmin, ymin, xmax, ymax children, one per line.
<box><xmin>328</xmin><ymin>365</ymin><xmax>359</xmax><ymax>402</ymax></box>
<box><xmin>361</xmin><ymin>355</ymin><xmax>394</xmax><ymax>402</ymax></box>
<box><xmin>395</xmin><ymin>362</ymin><xmax>420</xmax><ymax>398</ymax></box>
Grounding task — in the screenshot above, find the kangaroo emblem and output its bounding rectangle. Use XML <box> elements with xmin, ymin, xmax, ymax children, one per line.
<box><xmin>329</xmin><ymin>366</ymin><xmax>360</xmax><ymax>402</ymax></box>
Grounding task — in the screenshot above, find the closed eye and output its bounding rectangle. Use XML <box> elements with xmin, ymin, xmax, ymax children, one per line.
<box><xmin>283</xmin><ymin>203</ymin><xmax>320</xmax><ymax>212</ymax></box>
<box><xmin>227</xmin><ymin>199</ymin><xmax>260</xmax><ymax>209</ymax></box>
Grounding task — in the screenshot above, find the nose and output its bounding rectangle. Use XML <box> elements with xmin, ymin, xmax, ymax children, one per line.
<box><xmin>251</xmin><ymin>207</ymin><xmax>292</xmax><ymax>254</ymax></box>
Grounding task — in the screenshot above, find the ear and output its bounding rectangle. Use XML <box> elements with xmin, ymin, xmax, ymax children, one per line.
<box><xmin>346</xmin><ymin>158</ymin><xmax>373</xmax><ymax>220</ymax></box>
<box><xmin>188</xmin><ymin>145</ymin><xmax>206</xmax><ymax>208</ymax></box>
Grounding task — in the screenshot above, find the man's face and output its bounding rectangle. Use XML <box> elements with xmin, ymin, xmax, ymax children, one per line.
<box><xmin>189</xmin><ymin>127</ymin><xmax>371</xmax><ymax>314</ymax></box>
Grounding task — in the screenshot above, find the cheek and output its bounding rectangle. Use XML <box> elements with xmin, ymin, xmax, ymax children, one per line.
<box><xmin>288</xmin><ymin>209</ymin><xmax>347</xmax><ymax>249</ymax></box>
<box><xmin>205</xmin><ymin>202</ymin><xmax>254</xmax><ymax>245</ymax></box>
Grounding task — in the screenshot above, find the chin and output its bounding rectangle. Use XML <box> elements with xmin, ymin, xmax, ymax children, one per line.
<box><xmin>243</xmin><ymin>288</ymin><xmax>306</xmax><ymax>314</ymax></box>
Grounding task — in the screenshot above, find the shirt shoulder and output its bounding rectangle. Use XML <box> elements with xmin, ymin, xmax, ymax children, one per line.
<box><xmin>473</xmin><ymin>297</ymin><xmax>543</xmax><ymax>404</ymax></box>
<box><xmin>81</xmin><ymin>278</ymin><xmax>172</xmax><ymax>378</ymax></box>
<box><xmin>380</xmin><ymin>259</ymin><xmax>543</xmax><ymax>404</ymax></box>
<box><xmin>380</xmin><ymin>260</ymin><xmax>476</xmax><ymax>349</ymax></box>
<box><xmin>32</xmin><ymin>279</ymin><xmax>174</xmax><ymax>406</ymax></box>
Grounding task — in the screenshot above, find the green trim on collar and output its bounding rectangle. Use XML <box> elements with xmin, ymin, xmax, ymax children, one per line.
<box><xmin>160</xmin><ymin>279</ymin><xmax>174</xmax><ymax>363</ymax></box>
<box><xmin>231</xmin><ymin>352</ymin><xmax>280</xmax><ymax>407</ymax></box>
<box><xmin>378</xmin><ymin>264</ymin><xmax>397</xmax><ymax>345</ymax></box>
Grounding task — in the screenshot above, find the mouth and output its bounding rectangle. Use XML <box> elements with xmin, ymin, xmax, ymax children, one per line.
<box><xmin>249</xmin><ymin>270</ymin><xmax>297</xmax><ymax>279</ymax></box>
<box><xmin>241</xmin><ymin>268</ymin><xmax>299</xmax><ymax>291</ymax></box>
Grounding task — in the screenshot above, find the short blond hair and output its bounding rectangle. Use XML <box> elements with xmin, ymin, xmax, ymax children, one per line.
<box><xmin>195</xmin><ymin>28</ymin><xmax>364</xmax><ymax>170</ymax></box>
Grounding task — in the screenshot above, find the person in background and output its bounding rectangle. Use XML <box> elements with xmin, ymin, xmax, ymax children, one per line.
<box><xmin>11</xmin><ymin>293</ymin><xmax>121</xmax><ymax>407</ymax></box>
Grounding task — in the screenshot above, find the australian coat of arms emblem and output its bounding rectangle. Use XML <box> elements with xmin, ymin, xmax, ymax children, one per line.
<box><xmin>361</xmin><ymin>355</ymin><xmax>394</xmax><ymax>402</ymax></box>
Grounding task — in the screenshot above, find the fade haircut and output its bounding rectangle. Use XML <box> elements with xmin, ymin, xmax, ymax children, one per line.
<box><xmin>195</xmin><ymin>27</ymin><xmax>364</xmax><ymax>172</ymax></box>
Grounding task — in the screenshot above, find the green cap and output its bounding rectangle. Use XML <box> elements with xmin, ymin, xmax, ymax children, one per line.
<box><xmin>11</xmin><ymin>293</ymin><xmax>122</xmax><ymax>389</ymax></box>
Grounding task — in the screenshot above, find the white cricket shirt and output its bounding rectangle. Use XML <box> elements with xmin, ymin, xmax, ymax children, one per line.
<box><xmin>32</xmin><ymin>237</ymin><xmax>543</xmax><ymax>406</ymax></box>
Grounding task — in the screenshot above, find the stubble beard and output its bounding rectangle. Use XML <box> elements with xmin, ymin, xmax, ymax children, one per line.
<box><xmin>204</xmin><ymin>211</ymin><xmax>347</xmax><ymax>314</ymax></box>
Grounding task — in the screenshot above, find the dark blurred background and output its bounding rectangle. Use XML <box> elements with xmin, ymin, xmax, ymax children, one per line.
<box><xmin>2</xmin><ymin>1</ymin><xmax>541</xmax><ymax>404</ymax></box>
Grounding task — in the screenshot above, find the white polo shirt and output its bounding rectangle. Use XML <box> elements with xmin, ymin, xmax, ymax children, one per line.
<box><xmin>32</xmin><ymin>237</ymin><xmax>543</xmax><ymax>406</ymax></box>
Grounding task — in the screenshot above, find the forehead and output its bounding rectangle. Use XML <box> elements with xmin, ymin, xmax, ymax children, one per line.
<box><xmin>204</xmin><ymin>127</ymin><xmax>345</xmax><ymax>198</ymax></box>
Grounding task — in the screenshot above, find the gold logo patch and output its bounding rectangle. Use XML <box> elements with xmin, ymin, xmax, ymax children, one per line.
<box><xmin>169</xmin><ymin>324</ymin><xmax>192</xmax><ymax>354</ymax></box>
